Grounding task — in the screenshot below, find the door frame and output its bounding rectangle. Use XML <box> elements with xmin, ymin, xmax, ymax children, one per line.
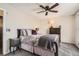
<box><xmin>0</xmin><ymin>8</ymin><xmax>6</xmax><ymax>55</ymax></box>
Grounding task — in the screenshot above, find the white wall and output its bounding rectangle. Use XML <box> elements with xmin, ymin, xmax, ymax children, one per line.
<box><xmin>38</xmin><ymin>16</ymin><xmax>75</xmax><ymax>43</ymax></box>
<box><xmin>74</xmin><ymin>11</ymin><xmax>79</xmax><ymax>48</ymax></box>
<box><xmin>0</xmin><ymin>4</ymin><xmax>40</xmax><ymax>55</ymax></box>
<box><xmin>0</xmin><ymin>4</ymin><xmax>75</xmax><ymax>55</ymax></box>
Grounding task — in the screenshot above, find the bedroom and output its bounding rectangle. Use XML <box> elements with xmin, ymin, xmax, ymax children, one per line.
<box><xmin>0</xmin><ymin>3</ymin><xmax>79</xmax><ymax>56</ymax></box>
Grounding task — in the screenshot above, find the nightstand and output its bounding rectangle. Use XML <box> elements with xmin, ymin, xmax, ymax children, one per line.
<box><xmin>9</xmin><ymin>38</ymin><xmax>21</xmax><ymax>53</ymax></box>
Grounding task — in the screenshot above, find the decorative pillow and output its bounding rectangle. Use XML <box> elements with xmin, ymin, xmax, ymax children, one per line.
<box><xmin>24</xmin><ymin>29</ymin><xmax>28</xmax><ymax>36</ymax></box>
<box><xmin>32</xmin><ymin>30</ymin><xmax>37</xmax><ymax>35</ymax></box>
<box><xmin>27</xmin><ymin>29</ymin><xmax>32</xmax><ymax>35</ymax></box>
<box><xmin>21</xmin><ymin>29</ymin><xmax>28</xmax><ymax>36</ymax></box>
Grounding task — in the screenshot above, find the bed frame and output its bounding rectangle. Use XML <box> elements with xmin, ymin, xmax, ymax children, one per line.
<box><xmin>17</xmin><ymin>26</ymin><xmax>61</xmax><ymax>43</ymax></box>
<box><xmin>17</xmin><ymin>26</ymin><xmax>61</xmax><ymax>56</ymax></box>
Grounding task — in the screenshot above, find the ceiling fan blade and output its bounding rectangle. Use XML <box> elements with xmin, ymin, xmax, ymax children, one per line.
<box><xmin>39</xmin><ymin>5</ymin><xmax>46</xmax><ymax>9</ymax></box>
<box><xmin>49</xmin><ymin>10</ymin><xmax>58</xmax><ymax>13</ymax></box>
<box><xmin>37</xmin><ymin>11</ymin><xmax>45</xmax><ymax>13</ymax></box>
<box><xmin>49</xmin><ymin>3</ymin><xmax>59</xmax><ymax>9</ymax></box>
<box><xmin>45</xmin><ymin>12</ymin><xmax>48</xmax><ymax>16</ymax></box>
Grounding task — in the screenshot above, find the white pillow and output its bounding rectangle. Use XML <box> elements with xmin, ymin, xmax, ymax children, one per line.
<box><xmin>22</xmin><ymin>29</ymin><xmax>27</xmax><ymax>36</ymax></box>
<box><xmin>27</xmin><ymin>29</ymin><xmax>32</xmax><ymax>35</ymax></box>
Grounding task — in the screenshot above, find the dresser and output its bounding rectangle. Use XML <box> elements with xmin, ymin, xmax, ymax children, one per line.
<box><xmin>49</xmin><ymin>26</ymin><xmax>61</xmax><ymax>44</ymax></box>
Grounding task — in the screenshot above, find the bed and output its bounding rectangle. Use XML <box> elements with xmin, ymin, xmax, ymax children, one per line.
<box><xmin>17</xmin><ymin>26</ymin><xmax>61</xmax><ymax>56</ymax></box>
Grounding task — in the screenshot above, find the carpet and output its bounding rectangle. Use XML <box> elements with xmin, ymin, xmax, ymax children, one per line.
<box><xmin>0</xmin><ymin>43</ymin><xmax>79</xmax><ymax>56</ymax></box>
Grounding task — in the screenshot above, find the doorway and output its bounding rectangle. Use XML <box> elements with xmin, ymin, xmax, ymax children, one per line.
<box><xmin>0</xmin><ymin>10</ymin><xmax>3</xmax><ymax>54</ymax></box>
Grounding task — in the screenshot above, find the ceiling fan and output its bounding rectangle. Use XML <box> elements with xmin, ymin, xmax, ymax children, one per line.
<box><xmin>37</xmin><ymin>3</ymin><xmax>59</xmax><ymax>16</ymax></box>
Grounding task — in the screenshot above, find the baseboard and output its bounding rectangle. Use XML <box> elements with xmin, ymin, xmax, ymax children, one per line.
<box><xmin>61</xmin><ymin>42</ymin><xmax>79</xmax><ymax>48</ymax></box>
<box><xmin>61</xmin><ymin>42</ymin><xmax>74</xmax><ymax>45</ymax></box>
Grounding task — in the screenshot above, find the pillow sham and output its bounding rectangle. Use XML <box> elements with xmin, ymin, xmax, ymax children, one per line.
<box><xmin>27</xmin><ymin>29</ymin><xmax>32</xmax><ymax>35</ymax></box>
<box><xmin>21</xmin><ymin>29</ymin><xmax>28</xmax><ymax>36</ymax></box>
<box><xmin>32</xmin><ymin>30</ymin><xmax>37</xmax><ymax>35</ymax></box>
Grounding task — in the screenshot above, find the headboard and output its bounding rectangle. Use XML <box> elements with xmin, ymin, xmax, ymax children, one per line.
<box><xmin>17</xmin><ymin>29</ymin><xmax>32</xmax><ymax>38</ymax></box>
<box><xmin>49</xmin><ymin>26</ymin><xmax>61</xmax><ymax>44</ymax></box>
<box><xmin>17</xmin><ymin>29</ymin><xmax>21</xmax><ymax>38</ymax></box>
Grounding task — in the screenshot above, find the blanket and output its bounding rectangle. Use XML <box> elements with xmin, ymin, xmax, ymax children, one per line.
<box><xmin>38</xmin><ymin>35</ymin><xmax>55</xmax><ymax>49</ymax></box>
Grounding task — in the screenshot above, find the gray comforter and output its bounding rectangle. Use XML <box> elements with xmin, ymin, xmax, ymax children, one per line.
<box><xmin>38</xmin><ymin>35</ymin><xmax>55</xmax><ymax>49</ymax></box>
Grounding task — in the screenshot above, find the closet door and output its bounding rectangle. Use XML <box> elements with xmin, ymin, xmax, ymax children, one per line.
<box><xmin>0</xmin><ymin>16</ymin><xmax>3</xmax><ymax>52</ymax></box>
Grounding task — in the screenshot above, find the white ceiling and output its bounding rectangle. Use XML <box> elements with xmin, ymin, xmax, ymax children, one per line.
<box><xmin>8</xmin><ymin>3</ymin><xmax>79</xmax><ymax>18</ymax></box>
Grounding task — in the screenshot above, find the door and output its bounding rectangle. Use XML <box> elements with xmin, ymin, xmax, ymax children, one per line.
<box><xmin>0</xmin><ymin>16</ymin><xmax>3</xmax><ymax>54</ymax></box>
